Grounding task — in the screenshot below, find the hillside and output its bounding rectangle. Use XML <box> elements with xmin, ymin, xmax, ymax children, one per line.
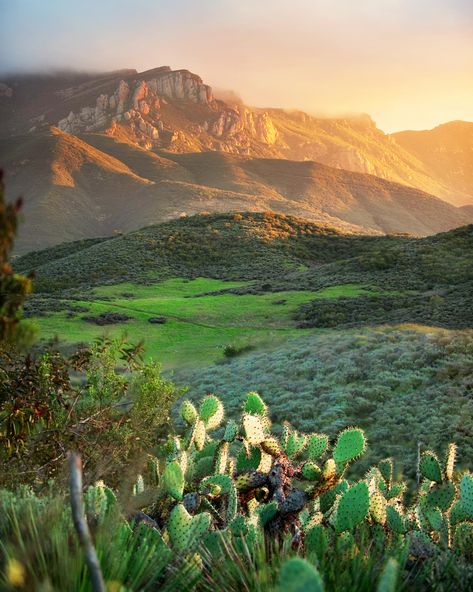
<box><xmin>2</xmin><ymin>128</ymin><xmax>472</xmax><ymax>253</ymax></box>
<box><xmin>393</xmin><ymin>121</ymin><xmax>473</xmax><ymax>206</ymax></box>
<box><xmin>16</xmin><ymin>212</ymin><xmax>473</xmax><ymax>334</ymax></box>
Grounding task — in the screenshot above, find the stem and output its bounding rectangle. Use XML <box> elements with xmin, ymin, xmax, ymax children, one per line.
<box><xmin>68</xmin><ymin>451</ymin><xmax>106</xmax><ymax>592</ymax></box>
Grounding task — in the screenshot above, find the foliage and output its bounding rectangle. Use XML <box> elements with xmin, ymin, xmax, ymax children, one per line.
<box><xmin>127</xmin><ymin>392</ymin><xmax>473</xmax><ymax>590</ymax></box>
<box><xmin>0</xmin><ymin>170</ymin><xmax>33</xmax><ymax>345</ymax></box>
<box><xmin>0</xmin><ymin>337</ymin><xmax>183</xmax><ymax>488</ymax></box>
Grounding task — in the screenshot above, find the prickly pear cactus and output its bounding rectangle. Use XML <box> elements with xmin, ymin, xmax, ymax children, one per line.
<box><xmin>162</xmin><ymin>460</ymin><xmax>184</xmax><ymax>501</ymax></box>
<box><xmin>167</xmin><ymin>503</ymin><xmax>211</xmax><ymax>552</ymax></box>
<box><xmin>124</xmin><ymin>392</ymin><xmax>473</xmax><ymax>567</ymax></box>
<box><xmin>333</xmin><ymin>428</ymin><xmax>366</xmax><ymax>464</ymax></box>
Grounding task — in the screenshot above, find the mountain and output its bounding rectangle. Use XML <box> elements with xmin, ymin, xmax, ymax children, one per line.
<box><xmin>393</xmin><ymin>121</ymin><xmax>473</xmax><ymax>206</ymax></box>
<box><xmin>2</xmin><ymin>126</ymin><xmax>471</xmax><ymax>254</ymax></box>
<box><xmin>1</xmin><ymin>67</ymin><xmax>472</xmax><ymax>253</ymax></box>
<box><xmin>0</xmin><ymin>68</ymin><xmax>465</xmax><ymax>199</ymax></box>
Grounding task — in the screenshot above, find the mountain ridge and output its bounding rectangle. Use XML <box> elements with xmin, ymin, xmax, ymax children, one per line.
<box><xmin>2</xmin><ymin>66</ymin><xmax>473</xmax><ymax>205</ymax></box>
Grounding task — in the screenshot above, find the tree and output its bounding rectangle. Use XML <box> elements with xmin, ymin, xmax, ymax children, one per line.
<box><xmin>0</xmin><ymin>170</ymin><xmax>32</xmax><ymax>344</ymax></box>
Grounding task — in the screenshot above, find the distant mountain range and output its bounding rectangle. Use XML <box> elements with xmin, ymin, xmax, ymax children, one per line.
<box><xmin>1</xmin><ymin>67</ymin><xmax>472</xmax><ymax>253</ymax></box>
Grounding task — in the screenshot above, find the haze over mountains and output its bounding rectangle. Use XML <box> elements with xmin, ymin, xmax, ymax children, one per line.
<box><xmin>1</xmin><ymin>66</ymin><xmax>472</xmax><ymax>254</ymax></box>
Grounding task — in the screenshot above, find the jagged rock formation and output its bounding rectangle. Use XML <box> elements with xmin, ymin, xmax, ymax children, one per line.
<box><xmin>52</xmin><ymin>67</ymin><xmax>277</xmax><ymax>152</ymax></box>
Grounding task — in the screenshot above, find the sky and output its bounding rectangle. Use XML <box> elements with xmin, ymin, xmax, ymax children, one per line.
<box><xmin>0</xmin><ymin>0</ymin><xmax>472</xmax><ymax>132</ymax></box>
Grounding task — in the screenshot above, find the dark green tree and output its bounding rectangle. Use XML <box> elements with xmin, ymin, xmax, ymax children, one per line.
<box><xmin>0</xmin><ymin>170</ymin><xmax>32</xmax><ymax>344</ymax></box>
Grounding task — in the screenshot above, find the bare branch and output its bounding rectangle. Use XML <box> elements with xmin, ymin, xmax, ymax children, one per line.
<box><xmin>68</xmin><ymin>451</ymin><xmax>106</xmax><ymax>592</ymax></box>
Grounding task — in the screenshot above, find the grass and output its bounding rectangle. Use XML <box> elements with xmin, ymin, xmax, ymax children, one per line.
<box><xmin>30</xmin><ymin>279</ymin><xmax>379</xmax><ymax>368</ymax></box>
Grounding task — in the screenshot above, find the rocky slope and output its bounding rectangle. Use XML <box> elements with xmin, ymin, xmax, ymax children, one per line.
<box><xmin>1</xmin><ymin>67</ymin><xmax>472</xmax><ymax>206</ymax></box>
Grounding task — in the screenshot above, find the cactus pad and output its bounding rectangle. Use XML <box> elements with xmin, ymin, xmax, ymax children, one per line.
<box><xmin>419</xmin><ymin>451</ymin><xmax>442</xmax><ymax>483</ymax></box>
<box><xmin>335</xmin><ymin>481</ymin><xmax>369</xmax><ymax>533</ymax></box>
<box><xmin>223</xmin><ymin>419</ymin><xmax>238</xmax><ymax>442</ymax></box>
<box><xmin>213</xmin><ymin>441</ymin><xmax>229</xmax><ymax>475</ymax></box>
<box><xmin>386</xmin><ymin>505</ymin><xmax>405</xmax><ymax>534</ymax></box>
<box><xmin>162</xmin><ymin>460</ymin><xmax>185</xmax><ymax>501</ymax></box>
<box><xmin>261</xmin><ymin>437</ymin><xmax>282</xmax><ymax>457</ymax></box>
<box><xmin>167</xmin><ymin>503</ymin><xmax>211</xmax><ymax>552</ymax></box>
<box><xmin>307</xmin><ymin>433</ymin><xmax>329</xmax><ymax>460</ymax></box>
<box><xmin>453</xmin><ymin>522</ymin><xmax>473</xmax><ymax>558</ymax></box>
<box><xmin>276</xmin><ymin>558</ymin><xmax>324</xmax><ymax>592</ymax></box>
<box><xmin>333</xmin><ymin>428</ymin><xmax>366</xmax><ymax>464</ymax></box>
<box><xmin>284</xmin><ymin>431</ymin><xmax>307</xmax><ymax>458</ymax></box>
<box><xmin>199</xmin><ymin>395</ymin><xmax>224</xmax><ymax>430</ymax></box>
<box><xmin>370</xmin><ymin>491</ymin><xmax>387</xmax><ymax>525</ymax></box>
<box><xmin>385</xmin><ymin>483</ymin><xmax>406</xmax><ymax>500</ymax></box>
<box><xmin>244</xmin><ymin>392</ymin><xmax>268</xmax><ymax>416</ymax></box>
<box><xmin>460</xmin><ymin>473</ymin><xmax>473</xmax><ymax>519</ymax></box>
<box><xmin>425</xmin><ymin>481</ymin><xmax>456</xmax><ymax>512</ymax></box>
<box><xmin>235</xmin><ymin>471</ymin><xmax>267</xmax><ymax>492</ymax></box>
<box><xmin>322</xmin><ymin>458</ymin><xmax>337</xmax><ymax>481</ymax></box>
<box><xmin>256</xmin><ymin>501</ymin><xmax>278</xmax><ymax>526</ymax></box>
<box><xmin>378</xmin><ymin>459</ymin><xmax>393</xmax><ymax>486</ymax></box>
<box><xmin>180</xmin><ymin>400</ymin><xmax>198</xmax><ymax>425</ymax></box>
<box><xmin>243</xmin><ymin>413</ymin><xmax>266</xmax><ymax>445</ymax></box>
<box><xmin>444</xmin><ymin>443</ymin><xmax>457</xmax><ymax>481</ymax></box>
<box><xmin>319</xmin><ymin>480</ymin><xmax>347</xmax><ymax>514</ymax></box>
<box><xmin>302</xmin><ymin>461</ymin><xmax>322</xmax><ymax>481</ymax></box>
<box><xmin>377</xmin><ymin>558</ymin><xmax>399</xmax><ymax>592</ymax></box>
<box><xmin>200</xmin><ymin>474</ymin><xmax>232</xmax><ymax>495</ymax></box>
<box><xmin>236</xmin><ymin>446</ymin><xmax>262</xmax><ymax>472</ymax></box>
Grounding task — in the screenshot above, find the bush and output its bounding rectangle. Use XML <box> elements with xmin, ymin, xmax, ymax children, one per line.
<box><xmin>0</xmin><ymin>337</ymin><xmax>185</xmax><ymax>488</ymax></box>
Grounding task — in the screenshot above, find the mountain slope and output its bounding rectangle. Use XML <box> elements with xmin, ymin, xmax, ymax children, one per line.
<box><xmin>393</xmin><ymin>121</ymin><xmax>473</xmax><ymax>206</ymax></box>
<box><xmin>2</xmin><ymin>128</ymin><xmax>472</xmax><ymax>253</ymax></box>
<box><xmin>2</xmin><ymin>67</ymin><xmax>472</xmax><ymax>206</ymax></box>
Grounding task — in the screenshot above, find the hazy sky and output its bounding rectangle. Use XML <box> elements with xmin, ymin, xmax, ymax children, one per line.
<box><xmin>1</xmin><ymin>0</ymin><xmax>472</xmax><ymax>132</ymax></box>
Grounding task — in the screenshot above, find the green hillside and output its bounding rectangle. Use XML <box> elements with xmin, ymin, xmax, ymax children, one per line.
<box><xmin>15</xmin><ymin>213</ymin><xmax>473</xmax><ymax>369</ymax></box>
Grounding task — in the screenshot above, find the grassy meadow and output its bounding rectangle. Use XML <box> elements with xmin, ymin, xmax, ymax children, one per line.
<box><xmin>30</xmin><ymin>278</ymin><xmax>378</xmax><ymax>368</ymax></box>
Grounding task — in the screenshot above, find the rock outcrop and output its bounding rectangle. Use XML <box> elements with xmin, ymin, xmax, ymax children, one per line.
<box><xmin>57</xmin><ymin>68</ymin><xmax>278</xmax><ymax>151</ymax></box>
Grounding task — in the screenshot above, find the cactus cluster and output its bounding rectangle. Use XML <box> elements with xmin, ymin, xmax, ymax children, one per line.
<box><xmin>122</xmin><ymin>392</ymin><xmax>473</xmax><ymax>577</ymax></box>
